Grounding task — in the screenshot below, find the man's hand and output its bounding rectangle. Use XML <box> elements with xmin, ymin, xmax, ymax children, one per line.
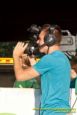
<box><xmin>13</xmin><ymin>42</ymin><xmax>28</xmax><ymax>58</ymax></box>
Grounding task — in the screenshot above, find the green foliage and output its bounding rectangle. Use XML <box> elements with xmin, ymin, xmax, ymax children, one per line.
<box><xmin>0</xmin><ymin>42</ymin><xmax>16</xmax><ymax>57</ymax></box>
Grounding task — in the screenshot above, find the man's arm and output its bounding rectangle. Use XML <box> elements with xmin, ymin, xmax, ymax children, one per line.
<box><xmin>13</xmin><ymin>42</ymin><xmax>40</xmax><ymax>81</ymax></box>
<box><xmin>13</xmin><ymin>55</ymin><xmax>40</xmax><ymax>81</ymax></box>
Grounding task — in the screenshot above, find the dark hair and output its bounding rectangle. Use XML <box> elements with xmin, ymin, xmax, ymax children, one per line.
<box><xmin>53</xmin><ymin>25</ymin><xmax>62</xmax><ymax>44</ymax></box>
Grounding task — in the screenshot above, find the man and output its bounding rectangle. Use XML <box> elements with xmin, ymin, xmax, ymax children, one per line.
<box><xmin>13</xmin><ymin>24</ymin><xmax>73</xmax><ymax>115</ymax></box>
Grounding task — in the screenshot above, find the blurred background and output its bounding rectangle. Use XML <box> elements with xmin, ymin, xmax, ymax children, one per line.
<box><xmin>0</xmin><ymin>1</ymin><xmax>77</xmax><ymax>41</ymax></box>
<box><xmin>0</xmin><ymin>1</ymin><xmax>77</xmax><ymax>87</ymax></box>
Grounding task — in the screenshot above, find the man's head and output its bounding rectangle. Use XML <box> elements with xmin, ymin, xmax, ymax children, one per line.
<box><xmin>37</xmin><ymin>24</ymin><xmax>62</xmax><ymax>54</ymax></box>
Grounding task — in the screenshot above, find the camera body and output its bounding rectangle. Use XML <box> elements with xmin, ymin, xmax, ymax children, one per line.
<box><xmin>25</xmin><ymin>24</ymin><xmax>41</xmax><ymax>56</ymax></box>
<box><xmin>27</xmin><ymin>24</ymin><xmax>41</xmax><ymax>40</ymax></box>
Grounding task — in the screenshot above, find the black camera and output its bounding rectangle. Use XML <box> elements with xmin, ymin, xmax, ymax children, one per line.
<box><xmin>27</xmin><ymin>24</ymin><xmax>41</xmax><ymax>40</ymax></box>
<box><xmin>25</xmin><ymin>24</ymin><xmax>41</xmax><ymax>56</ymax></box>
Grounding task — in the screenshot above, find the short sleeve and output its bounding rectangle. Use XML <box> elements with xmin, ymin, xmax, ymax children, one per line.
<box><xmin>33</xmin><ymin>55</ymin><xmax>53</xmax><ymax>75</ymax></box>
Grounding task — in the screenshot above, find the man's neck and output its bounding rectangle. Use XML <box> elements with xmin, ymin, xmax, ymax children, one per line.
<box><xmin>47</xmin><ymin>45</ymin><xmax>61</xmax><ymax>54</ymax></box>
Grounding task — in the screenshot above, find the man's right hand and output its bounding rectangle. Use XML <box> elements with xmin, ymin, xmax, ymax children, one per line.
<box><xmin>13</xmin><ymin>42</ymin><xmax>28</xmax><ymax>58</ymax></box>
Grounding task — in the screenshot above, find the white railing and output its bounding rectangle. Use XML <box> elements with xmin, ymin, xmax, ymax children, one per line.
<box><xmin>0</xmin><ymin>88</ymin><xmax>76</xmax><ymax>115</ymax></box>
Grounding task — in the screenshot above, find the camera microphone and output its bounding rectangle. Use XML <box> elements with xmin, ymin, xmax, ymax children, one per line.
<box><xmin>27</xmin><ymin>24</ymin><xmax>40</xmax><ymax>34</ymax></box>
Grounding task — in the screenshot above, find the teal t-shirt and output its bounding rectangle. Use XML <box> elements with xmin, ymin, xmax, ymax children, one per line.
<box><xmin>33</xmin><ymin>50</ymin><xmax>71</xmax><ymax>115</ymax></box>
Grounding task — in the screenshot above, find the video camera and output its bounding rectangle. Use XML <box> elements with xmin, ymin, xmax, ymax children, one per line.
<box><xmin>27</xmin><ymin>24</ymin><xmax>41</xmax><ymax>39</ymax></box>
<box><xmin>25</xmin><ymin>24</ymin><xmax>41</xmax><ymax>56</ymax></box>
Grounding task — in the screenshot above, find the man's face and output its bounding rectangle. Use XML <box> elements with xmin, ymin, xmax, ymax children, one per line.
<box><xmin>37</xmin><ymin>30</ymin><xmax>48</xmax><ymax>53</ymax></box>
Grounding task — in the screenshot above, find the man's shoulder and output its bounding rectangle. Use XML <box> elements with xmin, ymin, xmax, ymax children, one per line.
<box><xmin>40</xmin><ymin>54</ymin><xmax>53</xmax><ymax>61</ymax></box>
